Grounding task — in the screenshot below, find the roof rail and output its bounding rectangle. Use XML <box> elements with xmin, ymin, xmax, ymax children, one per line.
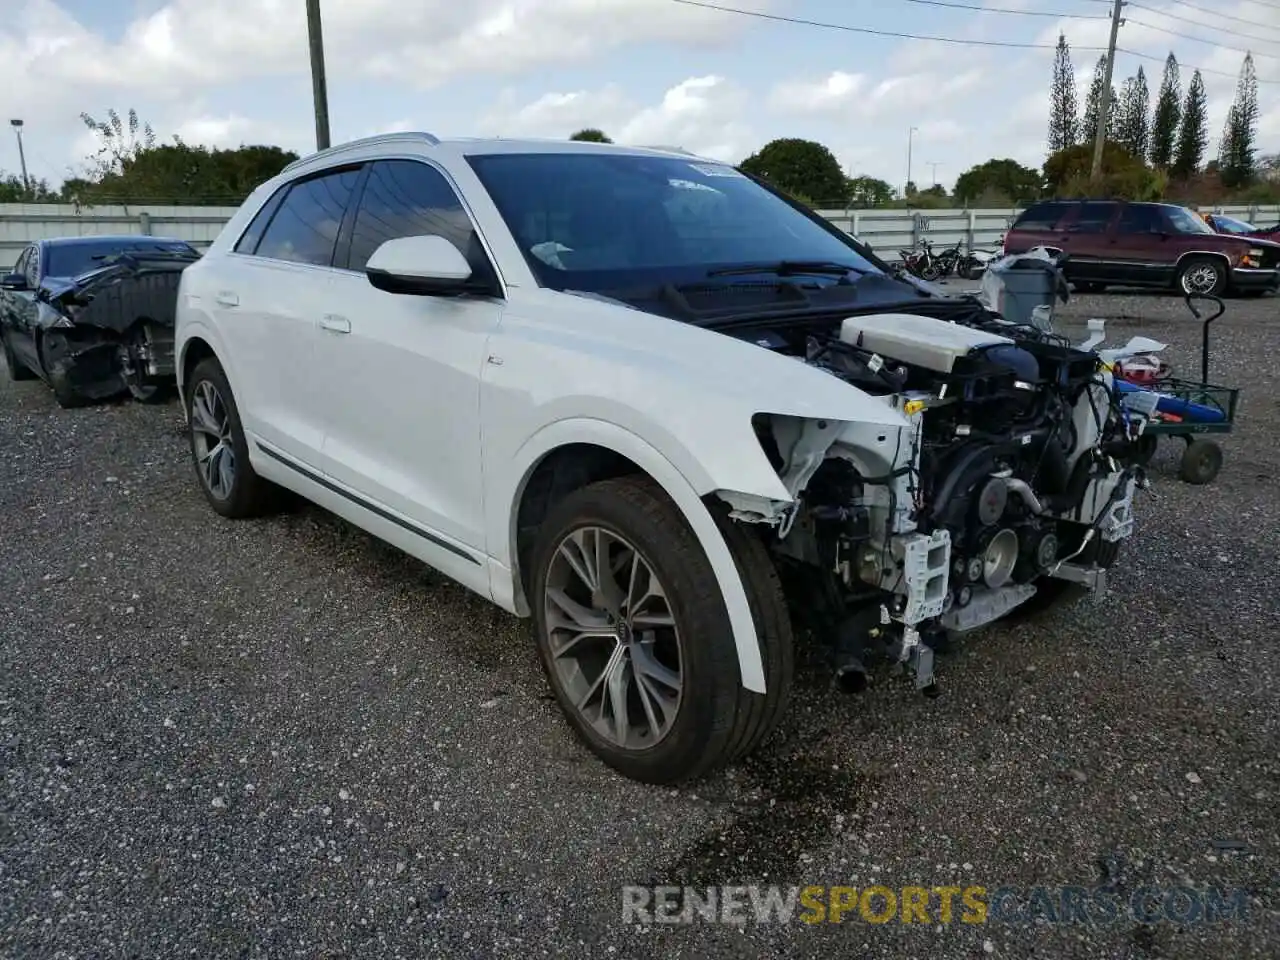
<box><xmin>282</xmin><ymin>131</ymin><xmax>441</xmax><ymax>174</ymax></box>
<box><xmin>637</xmin><ymin>144</ymin><xmax>696</xmax><ymax>156</ymax></box>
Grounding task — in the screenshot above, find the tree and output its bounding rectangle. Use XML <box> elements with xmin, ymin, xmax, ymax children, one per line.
<box><xmin>1172</xmin><ymin>69</ymin><xmax>1209</xmax><ymax>180</ymax></box>
<box><xmin>1048</xmin><ymin>33</ymin><xmax>1079</xmax><ymax>152</ymax></box>
<box><xmin>1082</xmin><ymin>55</ymin><xmax>1118</xmax><ymax>147</ymax></box>
<box><xmin>738</xmin><ymin>137</ymin><xmax>847</xmax><ymax>205</ymax></box>
<box><xmin>0</xmin><ymin>172</ymin><xmax>57</xmax><ymax>202</ymax></box>
<box><xmin>953</xmin><ymin>158</ymin><xmax>1043</xmax><ymax>205</ymax></box>
<box><xmin>569</xmin><ymin>128</ymin><xmax>612</xmax><ymax>143</ymax></box>
<box><xmin>1149</xmin><ymin>54</ymin><xmax>1181</xmax><ymax>169</ymax></box>
<box><xmin>1218</xmin><ymin>53</ymin><xmax>1259</xmax><ymax>189</ymax></box>
<box><xmin>846</xmin><ymin>175</ymin><xmax>894</xmax><ymax>206</ymax></box>
<box><xmin>1115</xmin><ymin>67</ymin><xmax>1150</xmax><ymax>161</ymax></box>
<box><xmin>1044</xmin><ymin>141</ymin><xmax>1163</xmax><ymax>200</ymax></box>
<box><xmin>79</xmin><ymin>108</ymin><xmax>156</xmax><ymax>179</ymax></box>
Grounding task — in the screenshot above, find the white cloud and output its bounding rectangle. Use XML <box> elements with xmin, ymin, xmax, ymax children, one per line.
<box><xmin>480</xmin><ymin>76</ymin><xmax>754</xmax><ymax>162</ymax></box>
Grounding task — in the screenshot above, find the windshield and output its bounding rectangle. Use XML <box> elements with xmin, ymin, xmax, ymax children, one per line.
<box><xmin>1214</xmin><ymin>215</ymin><xmax>1257</xmax><ymax>234</ymax></box>
<box><xmin>1165</xmin><ymin>206</ymin><xmax>1216</xmax><ymax>236</ymax></box>
<box><xmin>466</xmin><ymin>152</ymin><xmax>882</xmax><ymax>293</ymax></box>
<box><xmin>44</xmin><ymin>239</ymin><xmax>198</xmax><ymax>279</ymax></box>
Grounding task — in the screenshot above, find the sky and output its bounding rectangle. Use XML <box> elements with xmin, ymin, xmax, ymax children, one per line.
<box><xmin>0</xmin><ymin>0</ymin><xmax>1277</xmax><ymax>195</ymax></box>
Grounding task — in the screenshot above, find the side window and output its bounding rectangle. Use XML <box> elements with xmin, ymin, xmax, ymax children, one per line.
<box><xmin>344</xmin><ymin>160</ymin><xmax>485</xmax><ymax>273</ymax></box>
<box><xmin>255</xmin><ymin>167</ymin><xmax>362</xmax><ymax>267</ymax></box>
<box><xmin>234</xmin><ymin>185</ymin><xmax>288</xmax><ymax>254</ymax></box>
<box><xmin>1067</xmin><ymin>202</ymin><xmax>1115</xmax><ymax>234</ymax></box>
<box><xmin>1117</xmin><ymin>205</ymin><xmax>1162</xmax><ymax>233</ymax></box>
<box><xmin>1013</xmin><ymin>202</ymin><xmax>1066</xmax><ymax>231</ymax></box>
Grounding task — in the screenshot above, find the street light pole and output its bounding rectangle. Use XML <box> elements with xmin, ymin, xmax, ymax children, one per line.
<box><xmin>9</xmin><ymin>119</ymin><xmax>29</xmax><ymax>195</ymax></box>
<box><xmin>305</xmin><ymin>0</ymin><xmax>331</xmax><ymax>150</ymax></box>
<box><xmin>928</xmin><ymin>161</ymin><xmax>942</xmax><ymax>186</ymax></box>
<box><xmin>906</xmin><ymin>126</ymin><xmax>918</xmax><ymax>198</ymax></box>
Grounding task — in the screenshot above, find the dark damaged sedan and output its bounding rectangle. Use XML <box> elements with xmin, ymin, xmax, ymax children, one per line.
<box><xmin>0</xmin><ymin>235</ymin><xmax>201</xmax><ymax>406</ymax></box>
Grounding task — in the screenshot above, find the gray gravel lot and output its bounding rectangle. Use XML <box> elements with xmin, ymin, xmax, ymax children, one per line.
<box><xmin>2</xmin><ymin>289</ymin><xmax>1278</xmax><ymax>959</ymax></box>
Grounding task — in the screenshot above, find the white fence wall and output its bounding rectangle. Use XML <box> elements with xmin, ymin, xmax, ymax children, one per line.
<box><xmin>4</xmin><ymin>201</ymin><xmax>1280</xmax><ymax>270</ymax></box>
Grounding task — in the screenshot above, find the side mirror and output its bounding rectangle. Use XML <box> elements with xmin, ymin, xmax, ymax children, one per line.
<box><xmin>365</xmin><ymin>235</ymin><xmax>481</xmax><ymax>297</ymax></box>
<box><xmin>0</xmin><ymin>272</ymin><xmax>27</xmax><ymax>290</ymax></box>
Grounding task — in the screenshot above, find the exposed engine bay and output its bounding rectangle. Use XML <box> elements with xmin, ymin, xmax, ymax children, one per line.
<box><xmin>733</xmin><ymin>305</ymin><xmax>1151</xmax><ymax>694</ymax></box>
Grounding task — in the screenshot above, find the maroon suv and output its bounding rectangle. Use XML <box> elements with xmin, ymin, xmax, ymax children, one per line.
<box><xmin>1003</xmin><ymin>199</ymin><xmax>1280</xmax><ymax>296</ymax></box>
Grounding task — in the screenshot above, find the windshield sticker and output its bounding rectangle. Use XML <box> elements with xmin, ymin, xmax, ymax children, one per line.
<box><xmin>687</xmin><ymin>162</ymin><xmax>744</xmax><ymax>178</ymax></box>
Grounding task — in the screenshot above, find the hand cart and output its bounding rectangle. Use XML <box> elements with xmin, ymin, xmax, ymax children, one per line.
<box><xmin>1112</xmin><ymin>293</ymin><xmax>1240</xmax><ymax>485</ymax></box>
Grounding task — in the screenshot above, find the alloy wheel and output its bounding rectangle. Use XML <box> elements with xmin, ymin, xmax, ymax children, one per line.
<box><xmin>1182</xmin><ymin>263</ymin><xmax>1220</xmax><ymax>294</ymax></box>
<box><xmin>189</xmin><ymin>379</ymin><xmax>236</xmax><ymax>500</ymax></box>
<box><xmin>542</xmin><ymin>525</ymin><xmax>684</xmax><ymax>751</ymax></box>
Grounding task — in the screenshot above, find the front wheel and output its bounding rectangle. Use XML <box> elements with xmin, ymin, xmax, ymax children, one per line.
<box><xmin>1177</xmin><ymin>257</ymin><xmax>1227</xmax><ymax>297</ymax></box>
<box><xmin>529</xmin><ymin>476</ymin><xmax>794</xmax><ymax>784</ymax></box>
<box><xmin>184</xmin><ymin>357</ymin><xmax>283</xmax><ymax>518</ymax></box>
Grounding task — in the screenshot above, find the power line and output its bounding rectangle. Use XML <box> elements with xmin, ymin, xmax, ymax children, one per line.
<box><xmin>879</xmin><ymin>0</ymin><xmax>1107</xmax><ymax>17</ymax></box>
<box><xmin>1163</xmin><ymin>0</ymin><xmax>1280</xmax><ymax>32</ymax></box>
<box><xmin>669</xmin><ymin>0</ymin><xmax>1280</xmax><ymax>84</ymax></box>
<box><xmin>1128</xmin><ymin>16</ymin><xmax>1280</xmax><ymax>61</ymax></box>
<box><xmin>669</xmin><ymin>0</ymin><xmax>1112</xmax><ymax>48</ymax></box>
<box><xmin>1130</xmin><ymin>2</ymin><xmax>1280</xmax><ymax>42</ymax></box>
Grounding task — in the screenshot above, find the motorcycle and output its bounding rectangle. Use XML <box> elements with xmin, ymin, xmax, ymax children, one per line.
<box><xmin>957</xmin><ymin>246</ymin><xmax>1000</xmax><ymax>280</ymax></box>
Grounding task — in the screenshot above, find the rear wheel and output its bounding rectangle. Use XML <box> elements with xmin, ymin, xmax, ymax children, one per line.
<box><xmin>1</xmin><ymin>330</ymin><xmax>35</xmax><ymax>381</ymax></box>
<box><xmin>185</xmin><ymin>356</ymin><xmax>283</xmax><ymax>518</ymax></box>
<box><xmin>1179</xmin><ymin>438</ymin><xmax>1223</xmax><ymax>485</ymax></box>
<box><xmin>529</xmin><ymin>476</ymin><xmax>794</xmax><ymax>784</ymax></box>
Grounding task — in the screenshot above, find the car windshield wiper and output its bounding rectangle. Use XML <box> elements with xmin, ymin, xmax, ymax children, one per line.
<box><xmin>705</xmin><ymin>260</ymin><xmax>866</xmax><ymax>279</ymax></box>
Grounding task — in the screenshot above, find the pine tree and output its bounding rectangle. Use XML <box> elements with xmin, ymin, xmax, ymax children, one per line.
<box><xmin>1082</xmin><ymin>55</ymin><xmax>1118</xmax><ymax>147</ymax></box>
<box><xmin>1218</xmin><ymin>53</ymin><xmax>1259</xmax><ymax>188</ymax></box>
<box><xmin>1048</xmin><ymin>33</ymin><xmax>1079</xmax><ymax>152</ymax></box>
<box><xmin>1172</xmin><ymin>69</ymin><xmax>1209</xmax><ymax>179</ymax></box>
<box><xmin>1115</xmin><ymin>67</ymin><xmax>1150</xmax><ymax>160</ymax></box>
<box><xmin>1149</xmin><ymin>53</ymin><xmax>1181</xmax><ymax>168</ymax></box>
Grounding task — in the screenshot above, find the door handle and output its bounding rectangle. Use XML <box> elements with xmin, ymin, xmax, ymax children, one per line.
<box><xmin>320</xmin><ymin>314</ymin><xmax>351</xmax><ymax>334</ymax></box>
<box><xmin>215</xmin><ymin>291</ymin><xmax>239</xmax><ymax>307</ymax></box>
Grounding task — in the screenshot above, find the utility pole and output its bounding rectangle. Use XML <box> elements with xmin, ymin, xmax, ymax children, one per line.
<box><xmin>906</xmin><ymin>126</ymin><xmax>918</xmax><ymax>198</ymax></box>
<box><xmin>306</xmin><ymin>0</ymin><xmax>331</xmax><ymax>150</ymax></box>
<box><xmin>1089</xmin><ymin>0</ymin><xmax>1125</xmax><ymax>180</ymax></box>
<box><xmin>928</xmin><ymin>161</ymin><xmax>942</xmax><ymax>186</ymax></box>
<box><xmin>9</xmin><ymin>119</ymin><xmax>29</xmax><ymax>195</ymax></box>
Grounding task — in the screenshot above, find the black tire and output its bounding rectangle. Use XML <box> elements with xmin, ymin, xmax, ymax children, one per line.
<box><xmin>2</xmin><ymin>330</ymin><xmax>35</xmax><ymax>381</ymax></box>
<box><xmin>529</xmin><ymin>475</ymin><xmax>794</xmax><ymax>785</ymax></box>
<box><xmin>1179</xmin><ymin>438</ymin><xmax>1223</xmax><ymax>485</ymax></box>
<box><xmin>184</xmin><ymin>356</ymin><xmax>283</xmax><ymax>518</ymax></box>
<box><xmin>1177</xmin><ymin>257</ymin><xmax>1227</xmax><ymax>297</ymax></box>
<box><xmin>38</xmin><ymin>335</ymin><xmax>90</xmax><ymax>409</ymax></box>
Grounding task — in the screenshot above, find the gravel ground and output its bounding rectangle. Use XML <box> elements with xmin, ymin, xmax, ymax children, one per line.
<box><xmin>2</xmin><ymin>290</ymin><xmax>1278</xmax><ymax>959</ymax></box>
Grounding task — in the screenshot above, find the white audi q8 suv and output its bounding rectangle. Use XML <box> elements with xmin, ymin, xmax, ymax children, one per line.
<box><xmin>174</xmin><ymin>132</ymin><xmax>1144</xmax><ymax>784</ymax></box>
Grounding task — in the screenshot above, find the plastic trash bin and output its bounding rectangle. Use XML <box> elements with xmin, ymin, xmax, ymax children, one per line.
<box><xmin>979</xmin><ymin>252</ymin><xmax>1070</xmax><ymax>331</ymax></box>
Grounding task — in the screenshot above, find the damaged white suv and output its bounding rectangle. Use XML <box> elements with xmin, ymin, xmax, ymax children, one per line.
<box><xmin>175</xmin><ymin>133</ymin><xmax>1144</xmax><ymax>784</ymax></box>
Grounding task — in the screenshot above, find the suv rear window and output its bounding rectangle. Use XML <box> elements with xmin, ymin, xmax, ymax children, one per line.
<box><xmin>1012</xmin><ymin>202</ymin><xmax>1069</xmax><ymax>231</ymax></box>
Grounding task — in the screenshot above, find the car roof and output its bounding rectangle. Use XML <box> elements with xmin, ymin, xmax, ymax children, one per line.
<box><xmin>41</xmin><ymin>234</ymin><xmax>189</xmax><ymax>248</ymax></box>
<box><xmin>276</xmin><ymin>130</ymin><xmax>717</xmax><ymax>179</ymax></box>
